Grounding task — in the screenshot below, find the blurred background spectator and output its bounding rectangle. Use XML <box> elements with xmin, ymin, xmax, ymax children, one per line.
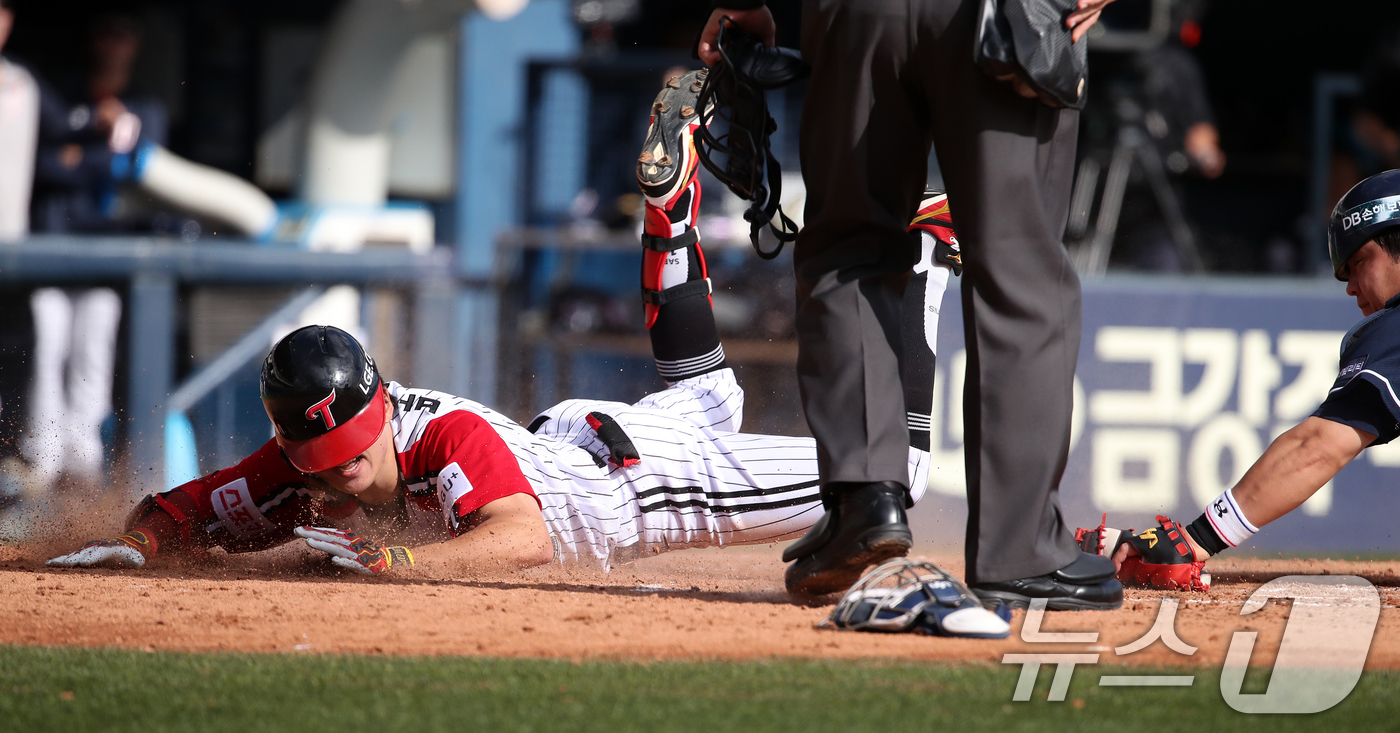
<box><xmin>0</xmin><ymin>0</ymin><xmax>37</xmax><ymax>243</ymax></box>
<box><xmin>4</xmin><ymin>14</ymin><xmax>156</xmax><ymax>499</ymax></box>
<box><xmin>0</xmin><ymin>0</ymin><xmax>37</xmax><ymax>509</ymax></box>
<box><xmin>29</xmin><ymin>13</ymin><xmax>167</xmax><ymax>234</ymax></box>
<box><xmin>1331</xmin><ymin>25</ymin><xmax>1400</xmax><ymax>209</ymax></box>
<box><xmin>1073</xmin><ymin>0</ymin><xmax>1223</xmax><ymax>272</ymax></box>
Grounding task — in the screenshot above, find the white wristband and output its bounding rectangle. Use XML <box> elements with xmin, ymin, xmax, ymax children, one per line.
<box><xmin>1205</xmin><ymin>487</ymin><xmax>1258</xmax><ymax>548</ymax></box>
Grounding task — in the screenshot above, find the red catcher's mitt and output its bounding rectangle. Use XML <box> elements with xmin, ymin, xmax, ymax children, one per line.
<box><xmin>1076</xmin><ymin>514</ymin><xmax>1210</xmax><ymax>592</ymax></box>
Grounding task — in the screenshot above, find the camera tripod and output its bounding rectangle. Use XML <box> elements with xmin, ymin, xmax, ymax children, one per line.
<box><xmin>1067</xmin><ymin>106</ymin><xmax>1205</xmax><ymax>275</ymax></box>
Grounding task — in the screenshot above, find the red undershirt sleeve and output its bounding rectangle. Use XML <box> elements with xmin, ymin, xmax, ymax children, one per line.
<box><xmin>130</xmin><ymin>439</ymin><xmax>317</xmax><ymax>555</ymax></box>
<box><xmin>415</xmin><ymin>411</ymin><xmax>538</xmax><ymax>532</ymax></box>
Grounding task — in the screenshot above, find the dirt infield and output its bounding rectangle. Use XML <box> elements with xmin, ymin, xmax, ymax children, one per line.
<box><xmin>2</xmin><ymin>539</ymin><xmax>1398</xmax><ymax>669</ymax></box>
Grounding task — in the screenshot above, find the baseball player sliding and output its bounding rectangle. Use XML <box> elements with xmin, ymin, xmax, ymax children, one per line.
<box><xmin>48</xmin><ymin>71</ymin><xmax>965</xmax><ymax>584</ymax></box>
<box><xmin>1079</xmin><ymin>169</ymin><xmax>1400</xmax><ymax>592</ymax></box>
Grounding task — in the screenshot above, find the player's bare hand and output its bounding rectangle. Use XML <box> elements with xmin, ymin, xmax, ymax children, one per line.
<box><xmin>1184</xmin><ymin>122</ymin><xmax>1226</xmax><ymax>179</ymax></box>
<box><xmin>295</xmin><ymin>526</ymin><xmax>413</xmax><ymax>575</ymax></box>
<box><xmin>46</xmin><ymin>530</ymin><xmax>156</xmax><ymax>569</ymax></box>
<box><xmin>1066</xmin><ymin>0</ymin><xmax>1116</xmax><ymax>44</ymax></box>
<box><xmin>93</xmin><ymin>96</ymin><xmax>129</xmax><ymax>133</ymax></box>
<box><xmin>1110</xmin><ymin>540</ymin><xmax>1138</xmax><ymax>571</ymax></box>
<box><xmin>697</xmin><ymin>8</ymin><xmax>776</xmax><ymax>66</ymax></box>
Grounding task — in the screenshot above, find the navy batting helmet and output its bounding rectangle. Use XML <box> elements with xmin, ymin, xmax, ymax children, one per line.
<box><xmin>1329</xmin><ymin>169</ymin><xmax>1400</xmax><ymax>281</ymax></box>
<box><xmin>260</xmin><ymin>325</ymin><xmax>385</xmax><ymax>473</ymax></box>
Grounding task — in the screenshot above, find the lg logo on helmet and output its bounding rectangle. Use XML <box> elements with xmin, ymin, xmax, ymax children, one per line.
<box><xmin>306</xmin><ymin>391</ymin><xmax>337</xmax><ymax>430</ymax></box>
<box><xmin>360</xmin><ymin>361</ymin><xmax>375</xmax><ymax>394</ymax></box>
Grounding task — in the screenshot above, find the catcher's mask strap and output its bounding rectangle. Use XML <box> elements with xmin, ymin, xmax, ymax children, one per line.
<box><xmin>745</xmin><ymin>153</ymin><xmax>799</xmax><ymax>260</ymax></box>
<box><xmin>696</xmin><ymin>17</ymin><xmax>803</xmax><ymax>260</ymax></box>
<box><xmin>641</xmin><ymin>227</ymin><xmax>700</xmax><ymax>253</ymax></box>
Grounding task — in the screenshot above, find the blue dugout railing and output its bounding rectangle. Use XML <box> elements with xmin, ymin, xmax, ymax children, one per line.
<box><xmin>0</xmin><ymin>236</ymin><xmax>475</xmax><ymax>495</ymax></box>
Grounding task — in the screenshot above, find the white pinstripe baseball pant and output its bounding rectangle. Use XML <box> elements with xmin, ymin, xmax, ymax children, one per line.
<box><xmin>526</xmin><ymin>368</ymin><xmax>930</xmax><ymax>566</ymax></box>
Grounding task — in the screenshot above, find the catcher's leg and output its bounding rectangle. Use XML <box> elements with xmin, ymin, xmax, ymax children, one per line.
<box><xmin>901</xmin><ymin>188</ymin><xmax>961</xmax><ymax>454</ymax></box>
<box><xmin>637</xmin><ymin>69</ymin><xmax>725</xmax><ymax>384</ymax></box>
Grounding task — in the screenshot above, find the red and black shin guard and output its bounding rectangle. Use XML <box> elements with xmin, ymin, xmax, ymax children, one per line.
<box><xmin>639</xmin><ymin>179</ymin><xmax>725</xmax><ymax>382</ymax></box>
<box><xmin>641</xmin><ymin>180</ymin><xmax>710</xmax><ymax>329</ymax></box>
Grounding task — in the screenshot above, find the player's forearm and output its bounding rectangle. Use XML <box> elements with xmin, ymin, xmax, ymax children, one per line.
<box><xmin>1231</xmin><ymin>417</ymin><xmax>1370</xmax><ymax>526</ymax></box>
<box><xmin>408</xmin><ymin>515</ymin><xmax>555</xmax><ymax>575</ymax></box>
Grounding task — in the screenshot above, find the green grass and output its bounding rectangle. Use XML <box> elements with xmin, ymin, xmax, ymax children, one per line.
<box><xmin>1227</xmin><ymin>550</ymin><xmax>1400</xmax><ymax>562</ymax></box>
<box><xmin>0</xmin><ymin>646</ymin><xmax>1396</xmax><ymax>732</ymax></box>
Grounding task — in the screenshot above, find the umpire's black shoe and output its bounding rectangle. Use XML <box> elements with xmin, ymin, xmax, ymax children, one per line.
<box><xmin>783</xmin><ymin>481</ymin><xmax>913</xmax><ymax>596</ymax></box>
<box><xmin>970</xmin><ymin>552</ymin><xmax>1124</xmax><ymax>611</ymax></box>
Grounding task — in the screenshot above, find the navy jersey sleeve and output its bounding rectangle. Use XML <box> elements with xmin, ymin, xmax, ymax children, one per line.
<box><xmin>1313</xmin><ymin>307</ymin><xmax>1400</xmax><ymax>444</ymax></box>
<box><xmin>1314</xmin><ymin>380</ymin><xmax>1400</xmax><ymax>443</ymax></box>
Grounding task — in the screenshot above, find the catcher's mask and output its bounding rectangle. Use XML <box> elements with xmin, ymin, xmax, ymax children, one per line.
<box><xmin>260</xmin><ymin>325</ymin><xmax>387</xmax><ymax>474</ymax></box>
<box><xmin>820</xmin><ymin>558</ymin><xmax>1011</xmax><ymax>639</ymax></box>
<box><xmin>695</xmin><ymin>17</ymin><xmax>810</xmax><ymax>259</ymax></box>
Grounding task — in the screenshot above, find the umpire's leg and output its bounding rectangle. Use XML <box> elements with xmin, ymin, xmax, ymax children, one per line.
<box><xmin>793</xmin><ymin>0</ymin><xmax>929</xmax><ymax>487</ymax></box>
<box><xmin>918</xmin><ymin>2</ymin><xmax>1085</xmax><ymax>586</ymax></box>
<box><xmin>789</xmin><ymin>0</ymin><xmax>1118</xmax><ymax>607</ymax></box>
<box><xmin>781</xmin><ymin>0</ymin><xmax>930</xmax><ymax>595</ymax></box>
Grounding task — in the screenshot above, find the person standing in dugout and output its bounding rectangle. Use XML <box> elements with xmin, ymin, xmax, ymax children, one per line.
<box><xmin>46</xmin><ymin>84</ymin><xmax>971</xmax><ymax>592</ymax></box>
<box><xmin>1079</xmin><ymin>170</ymin><xmax>1400</xmax><ymax>592</ymax></box>
<box><xmin>696</xmin><ymin>0</ymin><xmax>1124</xmax><ymax>606</ymax></box>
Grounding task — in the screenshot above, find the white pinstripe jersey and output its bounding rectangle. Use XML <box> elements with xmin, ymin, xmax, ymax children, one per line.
<box><xmin>387</xmin><ymin>371</ymin><xmax>928</xmax><ymax>568</ymax></box>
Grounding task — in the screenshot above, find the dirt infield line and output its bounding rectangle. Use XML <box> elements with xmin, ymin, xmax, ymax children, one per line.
<box><xmin>2</xmin><ymin>543</ymin><xmax>1397</xmax><ymax>668</ymax></box>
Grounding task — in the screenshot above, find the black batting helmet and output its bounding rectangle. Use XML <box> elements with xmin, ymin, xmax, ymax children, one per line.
<box><xmin>1329</xmin><ymin>169</ymin><xmax>1400</xmax><ymax>281</ymax></box>
<box><xmin>260</xmin><ymin>325</ymin><xmax>386</xmax><ymax>473</ymax></box>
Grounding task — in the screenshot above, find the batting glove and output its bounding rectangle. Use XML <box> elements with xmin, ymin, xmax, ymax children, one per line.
<box><xmin>46</xmin><ymin>529</ymin><xmax>157</xmax><ymax>569</ymax></box>
<box><xmin>295</xmin><ymin>526</ymin><xmax>413</xmax><ymax>575</ymax></box>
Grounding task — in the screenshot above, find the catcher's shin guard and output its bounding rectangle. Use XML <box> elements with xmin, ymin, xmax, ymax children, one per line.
<box><xmin>640</xmin><ymin>181</ymin><xmax>711</xmax><ymax>331</ymax></box>
<box><xmin>902</xmin><ymin>188</ymin><xmax>961</xmax><ymax>453</ymax></box>
<box><xmin>1076</xmin><ymin>514</ymin><xmax>1211</xmax><ymax>592</ymax></box>
<box><xmin>907</xmin><ymin>188</ymin><xmax>963</xmax><ymax>276</ymax></box>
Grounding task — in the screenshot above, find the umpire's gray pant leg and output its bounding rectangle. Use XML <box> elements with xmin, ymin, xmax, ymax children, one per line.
<box><xmin>798</xmin><ymin>0</ymin><xmax>1084</xmax><ymax>584</ymax></box>
<box><xmin>795</xmin><ymin>0</ymin><xmax>929</xmax><ymax>489</ymax></box>
<box><xmin>920</xmin><ymin>2</ymin><xmax>1084</xmax><ymax>584</ymax></box>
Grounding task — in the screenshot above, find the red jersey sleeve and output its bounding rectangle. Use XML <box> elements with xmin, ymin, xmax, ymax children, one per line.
<box><xmin>402</xmin><ymin>410</ymin><xmax>538</xmax><ymax>533</ymax></box>
<box><xmin>150</xmin><ymin>438</ymin><xmax>323</xmax><ymax>554</ymax></box>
